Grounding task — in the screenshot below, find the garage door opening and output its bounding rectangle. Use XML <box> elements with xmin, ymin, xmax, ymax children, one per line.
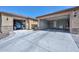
<box><xmin>47</xmin><ymin>18</ymin><xmax>70</xmax><ymax>32</ymax></box>
<box><xmin>13</xmin><ymin>19</ymin><xmax>26</xmax><ymax>30</ymax></box>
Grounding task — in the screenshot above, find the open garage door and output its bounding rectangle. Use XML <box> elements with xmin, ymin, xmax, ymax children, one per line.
<box><xmin>13</xmin><ymin>20</ymin><xmax>26</xmax><ymax>30</ymax></box>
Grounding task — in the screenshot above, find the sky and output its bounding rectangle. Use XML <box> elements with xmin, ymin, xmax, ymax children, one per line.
<box><xmin>0</xmin><ymin>6</ymin><xmax>74</xmax><ymax>18</ymax></box>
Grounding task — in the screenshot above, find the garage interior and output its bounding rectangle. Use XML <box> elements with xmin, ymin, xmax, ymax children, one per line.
<box><xmin>47</xmin><ymin>18</ymin><xmax>70</xmax><ymax>32</ymax></box>
<box><xmin>13</xmin><ymin>19</ymin><xmax>26</xmax><ymax>30</ymax></box>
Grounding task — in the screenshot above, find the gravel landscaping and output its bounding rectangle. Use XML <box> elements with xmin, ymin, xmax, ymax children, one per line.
<box><xmin>0</xmin><ymin>32</ymin><xmax>9</xmax><ymax>39</ymax></box>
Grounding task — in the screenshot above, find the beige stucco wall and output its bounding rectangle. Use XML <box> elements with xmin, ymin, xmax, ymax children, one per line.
<box><xmin>29</xmin><ymin>20</ymin><xmax>33</xmax><ymax>29</ymax></box>
<box><xmin>25</xmin><ymin>20</ymin><xmax>29</xmax><ymax>29</ymax></box>
<box><xmin>1</xmin><ymin>14</ymin><xmax>13</xmax><ymax>33</ymax></box>
<box><xmin>37</xmin><ymin>11</ymin><xmax>71</xmax><ymax>20</ymax></box>
<box><xmin>70</xmin><ymin>10</ymin><xmax>79</xmax><ymax>34</ymax></box>
<box><xmin>28</xmin><ymin>20</ymin><xmax>38</xmax><ymax>29</ymax></box>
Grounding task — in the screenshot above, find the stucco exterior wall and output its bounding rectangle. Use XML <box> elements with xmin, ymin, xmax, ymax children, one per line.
<box><xmin>29</xmin><ymin>20</ymin><xmax>33</xmax><ymax>29</ymax></box>
<box><xmin>28</xmin><ymin>20</ymin><xmax>38</xmax><ymax>29</ymax></box>
<box><xmin>25</xmin><ymin>20</ymin><xmax>29</xmax><ymax>29</ymax></box>
<box><xmin>1</xmin><ymin>14</ymin><xmax>13</xmax><ymax>33</ymax></box>
<box><xmin>37</xmin><ymin>11</ymin><xmax>71</xmax><ymax>20</ymax></box>
<box><xmin>70</xmin><ymin>10</ymin><xmax>79</xmax><ymax>34</ymax></box>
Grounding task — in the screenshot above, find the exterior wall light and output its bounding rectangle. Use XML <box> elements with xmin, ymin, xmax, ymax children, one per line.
<box><xmin>6</xmin><ymin>18</ymin><xmax>8</xmax><ymax>21</ymax></box>
<box><xmin>73</xmin><ymin>10</ymin><xmax>77</xmax><ymax>17</ymax></box>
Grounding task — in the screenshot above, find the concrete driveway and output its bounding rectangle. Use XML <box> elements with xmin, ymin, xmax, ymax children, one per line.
<box><xmin>0</xmin><ymin>30</ymin><xmax>79</xmax><ymax>52</ymax></box>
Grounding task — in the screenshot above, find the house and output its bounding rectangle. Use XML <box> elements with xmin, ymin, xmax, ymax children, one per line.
<box><xmin>36</xmin><ymin>6</ymin><xmax>79</xmax><ymax>34</ymax></box>
<box><xmin>0</xmin><ymin>6</ymin><xmax>79</xmax><ymax>34</ymax></box>
<box><xmin>0</xmin><ymin>12</ymin><xmax>38</xmax><ymax>33</ymax></box>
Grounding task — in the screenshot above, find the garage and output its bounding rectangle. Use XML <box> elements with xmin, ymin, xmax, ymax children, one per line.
<box><xmin>13</xmin><ymin>19</ymin><xmax>26</xmax><ymax>30</ymax></box>
<box><xmin>38</xmin><ymin>15</ymin><xmax>70</xmax><ymax>32</ymax></box>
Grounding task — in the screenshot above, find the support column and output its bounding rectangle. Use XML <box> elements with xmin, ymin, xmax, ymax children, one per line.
<box><xmin>53</xmin><ymin>20</ymin><xmax>57</xmax><ymax>28</ymax></box>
